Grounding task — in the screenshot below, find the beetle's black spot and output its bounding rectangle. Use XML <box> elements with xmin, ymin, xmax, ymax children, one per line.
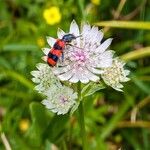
<box><xmin>48</xmin><ymin>53</ymin><xmax>59</xmax><ymax>62</ymax></box>
<box><xmin>53</xmin><ymin>43</ymin><xmax>63</xmax><ymax>50</ymax></box>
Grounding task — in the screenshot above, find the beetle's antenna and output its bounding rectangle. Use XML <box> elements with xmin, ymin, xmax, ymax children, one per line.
<box><xmin>75</xmin><ymin>34</ymin><xmax>82</xmax><ymax>38</ymax></box>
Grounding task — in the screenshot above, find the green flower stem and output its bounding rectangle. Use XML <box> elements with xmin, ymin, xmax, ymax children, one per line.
<box><xmin>78</xmin><ymin>101</ymin><xmax>87</xmax><ymax>150</ymax></box>
<box><xmin>63</xmin><ymin>140</ymin><xmax>67</xmax><ymax>150</ymax></box>
<box><xmin>77</xmin><ymin>82</ymin><xmax>87</xmax><ymax>150</ymax></box>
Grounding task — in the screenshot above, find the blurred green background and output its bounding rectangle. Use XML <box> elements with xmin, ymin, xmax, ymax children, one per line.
<box><xmin>0</xmin><ymin>0</ymin><xmax>150</xmax><ymax>149</ymax></box>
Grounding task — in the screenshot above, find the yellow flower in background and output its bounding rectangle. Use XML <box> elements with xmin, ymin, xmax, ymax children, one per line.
<box><xmin>43</xmin><ymin>6</ymin><xmax>61</xmax><ymax>25</ymax></box>
<box><xmin>37</xmin><ymin>37</ymin><xmax>45</xmax><ymax>47</ymax></box>
<box><xmin>91</xmin><ymin>0</ymin><xmax>101</xmax><ymax>5</ymax></box>
<box><xmin>19</xmin><ymin>119</ymin><xmax>30</xmax><ymax>132</ymax></box>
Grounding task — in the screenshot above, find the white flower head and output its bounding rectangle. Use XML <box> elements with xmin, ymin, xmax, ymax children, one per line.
<box><xmin>31</xmin><ymin>63</ymin><xmax>61</xmax><ymax>93</ymax></box>
<box><xmin>44</xmin><ymin>20</ymin><xmax>114</xmax><ymax>84</ymax></box>
<box><xmin>101</xmin><ymin>58</ymin><xmax>130</xmax><ymax>91</ymax></box>
<box><xmin>42</xmin><ymin>85</ymin><xmax>77</xmax><ymax>115</ymax></box>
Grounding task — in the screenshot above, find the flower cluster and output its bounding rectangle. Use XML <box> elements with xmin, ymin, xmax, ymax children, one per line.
<box><xmin>31</xmin><ymin>63</ymin><xmax>60</xmax><ymax>93</ymax></box>
<box><xmin>101</xmin><ymin>58</ymin><xmax>130</xmax><ymax>91</ymax></box>
<box><xmin>42</xmin><ymin>85</ymin><xmax>77</xmax><ymax>115</ymax></box>
<box><xmin>31</xmin><ymin>20</ymin><xmax>130</xmax><ymax>115</ymax></box>
<box><xmin>31</xmin><ymin>63</ymin><xmax>77</xmax><ymax>115</ymax></box>
<box><xmin>46</xmin><ymin>20</ymin><xmax>114</xmax><ymax>84</ymax></box>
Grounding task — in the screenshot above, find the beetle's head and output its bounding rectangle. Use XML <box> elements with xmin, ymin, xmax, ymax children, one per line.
<box><xmin>62</xmin><ymin>34</ymin><xmax>81</xmax><ymax>43</ymax></box>
<box><xmin>62</xmin><ymin>34</ymin><xmax>76</xmax><ymax>42</ymax></box>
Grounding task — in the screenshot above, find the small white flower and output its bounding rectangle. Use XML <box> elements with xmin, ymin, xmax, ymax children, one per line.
<box><xmin>31</xmin><ymin>63</ymin><xmax>61</xmax><ymax>93</ymax></box>
<box><xmin>43</xmin><ymin>20</ymin><xmax>114</xmax><ymax>84</ymax></box>
<box><xmin>101</xmin><ymin>58</ymin><xmax>130</xmax><ymax>91</ymax></box>
<box><xmin>42</xmin><ymin>85</ymin><xmax>77</xmax><ymax>115</ymax></box>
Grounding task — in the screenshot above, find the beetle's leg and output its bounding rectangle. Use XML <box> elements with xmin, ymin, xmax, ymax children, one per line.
<box><xmin>66</xmin><ymin>43</ymin><xmax>82</xmax><ymax>49</ymax></box>
<box><xmin>61</xmin><ymin>52</ymin><xmax>64</xmax><ymax>62</ymax></box>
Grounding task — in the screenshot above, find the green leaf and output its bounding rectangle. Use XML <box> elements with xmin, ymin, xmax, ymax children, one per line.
<box><xmin>46</xmin><ymin>114</ymin><xmax>69</xmax><ymax>143</ymax></box>
<box><xmin>100</xmin><ymin>94</ymin><xmax>134</xmax><ymax>140</ymax></box>
<box><xmin>1</xmin><ymin>44</ymin><xmax>38</xmax><ymax>52</ymax></box>
<box><xmin>0</xmin><ymin>88</ymin><xmax>30</xmax><ymax>99</ymax></box>
<box><xmin>70</xmin><ymin>101</ymin><xmax>80</xmax><ymax>115</ymax></box>
<box><xmin>131</xmin><ymin>75</ymin><xmax>150</xmax><ymax>95</ymax></box>
<box><xmin>95</xmin><ymin>21</ymin><xmax>150</xmax><ymax>30</ymax></box>
<box><xmin>25</xmin><ymin>102</ymin><xmax>51</xmax><ymax>147</ymax></box>
<box><xmin>81</xmin><ymin>82</ymin><xmax>105</xmax><ymax>98</ymax></box>
<box><xmin>0</xmin><ymin>69</ymin><xmax>34</xmax><ymax>89</ymax></box>
<box><xmin>0</xmin><ymin>57</ymin><xmax>12</xmax><ymax>69</ymax></box>
<box><xmin>9</xmin><ymin>135</ymin><xmax>31</xmax><ymax>150</ymax></box>
<box><xmin>122</xmin><ymin>131</ymin><xmax>142</xmax><ymax>150</ymax></box>
<box><xmin>2</xmin><ymin>108</ymin><xmax>23</xmax><ymax>133</ymax></box>
<box><xmin>44</xmin><ymin>140</ymin><xmax>53</xmax><ymax>150</ymax></box>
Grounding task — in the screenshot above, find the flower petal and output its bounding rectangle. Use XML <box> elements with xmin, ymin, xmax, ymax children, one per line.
<box><xmin>70</xmin><ymin>20</ymin><xmax>80</xmax><ymax>36</ymax></box>
<box><xmin>97</xmin><ymin>30</ymin><xmax>104</xmax><ymax>43</ymax></box>
<box><xmin>85</xmin><ymin>70</ymin><xmax>100</xmax><ymax>82</ymax></box>
<box><xmin>41</xmin><ymin>56</ymin><xmax>47</xmax><ymax>62</ymax></box>
<box><xmin>42</xmin><ymin>48</ymin><xmax>50</xmax><ymax>55</ymax></box>
<box><xmin>46</xmin><ymin>36</ymin><xmax>56</xmax><ymax>47</ymax></box>
<box><xmin>70</xmin><ymin>20</ymin><xmax>80</xmax><ymax>46</ymax></box>
<box><xmin>69</xmin><ymin>73</ymin><xmax>79</xmax><ymax>83</ymax></box>
<box><xmin>42</xmin><ymin>100</ymin><xmax>53</xmax><ymax>109</ymax></box>
<box><xmin>31</xmin><ymin>71</ymin><xmax>39</xmax><ymax>77</ymax></box>
<box><xmin>57</xmin><ymin>28</ymin><xmax>65</xmax><ymax>39</ymax></box>
<box><xmin>52</xmin><ymin>65</ymin><xmax>72</xmax><ymax>75</ymax></box>
<box><xmin>82</xmin><ymin>23</ymin><xmax>91</xmax><ymax>36</ymax></box>
<box><xmin>89</xmin><ymin>26</ymin><xmax>99</xmax><ymax>43</ymax></box>
<box><xmin>78</xmin><ymin>71</ymin><xmax>89</xmax><ymax>83</ymax></box>
<box><xmin>125</xmin><ymin>70</ymin><xmax>130</xmax><ymax>76</ymax></box>
<box><xmin>57</xmin><ymin>70</ymin><xmax>74</xmax><ymax>81</ymax></box>
<box><xmin>87</xmin><ymin>66</ymin><xmax>104</xmax><ymax>74</ymax></box>
<box><xmin>97</xmin><ymin>51</ymin><xmax>114</xmax><ymax>68</ymax></box>
<box><xmin>95</xmin><ymin>38</ymin><xmax>113</xmax><ymax>53</ymax></box>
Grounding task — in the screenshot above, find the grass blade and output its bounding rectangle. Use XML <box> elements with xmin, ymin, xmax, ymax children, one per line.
<box><xmin>95</xmin><ymin>21</ymin><xmax>150</xmax><ymax>30</ymax></box>
<box><xmin>120</xmin><ymin>47</ymin><xmax>150</xmax><ymax>61</ymax></box>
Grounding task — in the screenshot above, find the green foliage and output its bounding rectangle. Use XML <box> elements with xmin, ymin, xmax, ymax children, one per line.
<box><xmin>81</xmin><ymin>82</ymin><xmax>105</xmax><ymax>98</ymax></box>
<box><xmin>95</xmin><ymin>21</ymin><xmax>150</xmax><ymax>30</ymax></box>
<box><xmin>46</xmin><ymin>114</ymin><xmax>69</xmax><ymax>143</ymax></box>
<box><xmin>25</xmin><ymin>102</ymin><xmax>51</xmax><ymax>147</ymax></box>
<box><xmin>0</xmin><ymin>0</ymin><xmax>150</xmax><ymax>149</ymax></box>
